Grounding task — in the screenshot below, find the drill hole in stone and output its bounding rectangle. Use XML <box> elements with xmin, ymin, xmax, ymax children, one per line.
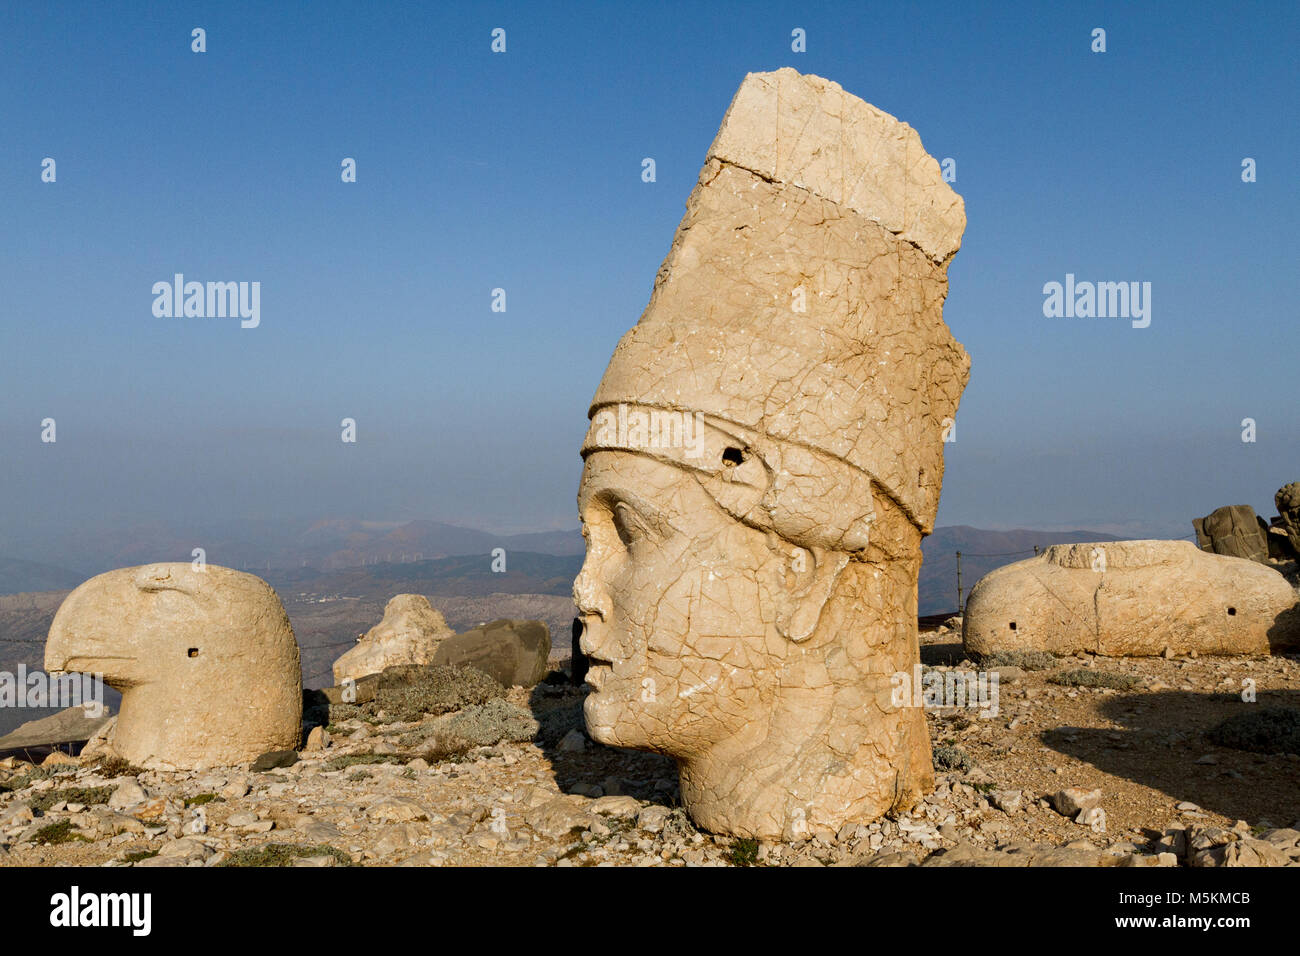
<box><xmin>722</xmin><ymin>447</ymin><xmax>745</xmax><ymax>466</ymax></box>
<box><xmin>187</xmin><ymin>647</ymin><xmax>200</xmax><ymax>658</ymax></box>
<box><xmin>1227</xmin><ymin>607</ymin><xmax>1237</xmax><ymax>616</ymax></box>
<box><xmin>1008</xmin><ymin>622</ymin><xmax>1017</xmax><ymax>631</ymax></box>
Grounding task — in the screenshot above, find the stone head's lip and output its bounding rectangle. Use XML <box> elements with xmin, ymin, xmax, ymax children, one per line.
<box><xmin>584</xmin><ymin>662</ymin><xmax>613</xmax><ymax>690</ymax></box>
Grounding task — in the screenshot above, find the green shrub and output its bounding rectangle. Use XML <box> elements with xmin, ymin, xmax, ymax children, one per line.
<box><xmin>29</xmin><ymin>786</ymin><xmax>114</xmax><ymax>813</ymax></box>
<box><xmin>727</xmin><ymin>838</ymin><xmax>761</xmax><ymax>867</ymax></box>
<box><xmin>324</xmin><ymin>752</ymin><xmax>407</xmax><ymax>771</ymax></box>
<box><xmin>92</xmin><ymin>756</ymin><xmax>147</xmax><ymax>777</ymax></box>
<box><xmin>933</xmin><ymin>745</ymin><xmax>973</xmax><ymax>772</ymax></box>
<box><xmin>1050</xmin><ymin>669</ymin><xmax>1141</xmax><ymax>690</ymax></box>
<box><xmin>372</xmin><ymin>665</ymin><xmax>505</xmax><ymax>723</ymax></box>
<box><xmin>1208</xmin><ymin>707</ymin><xmax>1300</xmax><ymax>755</ymax></box>
<box><xmin>219</xmin><ymin>843</ymin><xmax>354</xmax><ymax>867</ymax></box>
<box><xmin>978</xmin><ymin>650</ymin><xmax>1059</xmax><ymax>671</ymax></box>
<box><xmin>32</xmin><ymin>820</ymin><xmax>89</xmax><ymax>845</ymax></box>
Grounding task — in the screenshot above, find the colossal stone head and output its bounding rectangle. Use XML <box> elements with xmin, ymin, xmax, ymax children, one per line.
<box><xmin>575</xmin><ymin>68</ymin><xmax>968</xmax><ymax>839</ymax></box>
<box><xmin>46</xmin><ymin>563</ymin><xmax>302</xmax><ymax>770</ymax></box>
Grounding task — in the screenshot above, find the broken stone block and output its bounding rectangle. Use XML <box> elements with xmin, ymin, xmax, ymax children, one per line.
<box><xmin>1193</xmin><ymin>504</ymin><xmax>1269</xmax><ymax>563</ymax></box>
<box><xmin>432</xmin><ymin>619</ymin><xmax>550</xmax><ymax>688</ymax></box>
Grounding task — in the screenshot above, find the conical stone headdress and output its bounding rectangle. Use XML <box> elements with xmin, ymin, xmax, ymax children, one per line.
<box><xmin>586</xmin><ymin>68</ymin><xmax>969</xmax><ymax>538</ymax></box>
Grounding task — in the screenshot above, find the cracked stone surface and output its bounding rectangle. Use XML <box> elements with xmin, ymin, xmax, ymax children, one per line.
<box><xmin>573</xmin><ymin>68</ymin><xmax>968</xmax><ymax>839</ymax></box>
<box><xmin>44</xmin><ymin>564</ymin><xmax>302</xmax><ymax>770</ymax></box>
<box><xmin>1193</xmin><ymin>505</ymin><xmax>1270</xmax><ymax>563</ymax></box>
<box><xmin>963</xmin><ymin>541</ymin><xmax>1300</xmax><ymax>657</ymax></box>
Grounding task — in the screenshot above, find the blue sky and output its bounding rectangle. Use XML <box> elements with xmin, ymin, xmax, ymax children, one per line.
<box><xmin>1</xmin><ymin>0</ymin><xmax>1295</xmax><ymax>553</ymax></box>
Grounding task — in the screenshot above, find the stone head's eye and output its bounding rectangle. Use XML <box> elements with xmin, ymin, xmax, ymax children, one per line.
<box><xmin>613</xmin><ymin>502</ymin><xmax>648</xmax><ymax>549</ymax></box>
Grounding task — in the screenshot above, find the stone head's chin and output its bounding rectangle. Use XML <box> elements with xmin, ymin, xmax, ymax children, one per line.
<box><xmin>582</xmin><ymin>691</ymin><xmax>644</xmax><ymax>749</ymax></box>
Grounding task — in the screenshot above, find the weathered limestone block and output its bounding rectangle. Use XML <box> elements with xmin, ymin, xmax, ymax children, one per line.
<box><xmin>574</xmin><ymin>68</ymin><xmax>968</xmax><ymax>839</ymax></box>
<box><xmin>1277</xmin><ymin>483</ymin><xmax>1300</xmax><ymax>558</ymax></box>
<box><xmin>963</xmin><ymin>541</ymin><xmax>1300</xmax><ymax>658</ymax></box>
<box><xmin>0</xmin><ymin>705</ymin><xmax>114</xmax><ymax>754</ymax></box>
<box><xmin>45</xmin><ymin>564</ymin><xmax>302</xmax><ymax>770</ymax></box>
<box><xmin>1193</xmin><ymin>505</ymin><xmax>1269</xmax><ymax>563</ymax></box>
<box><xmin>333</xmin><ymin>594</ymin><xmax>453</xmax><ymax>684</ymax></box>
<box><xmin>432</xmin><ymin>618</ymin><xmax>551</xmax><ymax>688</ymax></box>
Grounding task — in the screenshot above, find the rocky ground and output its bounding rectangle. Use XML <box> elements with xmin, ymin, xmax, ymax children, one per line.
<box><xmin>1</xmin><ymin>639</ymin><xmax>1298</xmax><ymax>868</ymax></box>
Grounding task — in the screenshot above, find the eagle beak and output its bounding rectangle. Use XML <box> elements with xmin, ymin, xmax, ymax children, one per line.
<box><xmin>45</xmin><ymin>571</ymin><xmax>140</xmax><ymax>683</ymax></box>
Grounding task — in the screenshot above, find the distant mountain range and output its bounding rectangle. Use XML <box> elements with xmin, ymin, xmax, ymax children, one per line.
<box><xmin>0</xmin><ymin>519</ymin><xmax>1130</xmax><ymax>612</ymax></box>
<box><xmin>0</xmin><ymin>518</ymin><xmax>585</xmax><ymax>590</ymax></box>
<box><xmin>0</xmin><ymin>558</ymin><xmax>86</xmax><ymax>595</ymax></box>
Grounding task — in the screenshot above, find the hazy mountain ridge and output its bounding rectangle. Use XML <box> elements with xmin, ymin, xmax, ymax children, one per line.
<box><xmin>0</xmin><ymin>519</ymin><xmax>586</xmax><ymax>590</ymax></box>
<box><xmin>0</xmin><ymin>559</ymin><xmax>85</xmax><ymax>595</ymax></box>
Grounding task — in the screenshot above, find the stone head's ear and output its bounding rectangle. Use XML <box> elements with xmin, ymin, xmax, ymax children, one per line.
<box><xmin>776</xmin><ymin>546</ymin><xmax>850</xmax><ymax>642</ymax></box>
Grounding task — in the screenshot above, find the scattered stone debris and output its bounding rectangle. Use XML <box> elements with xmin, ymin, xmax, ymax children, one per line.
<box><xmin>3</xmin><ymin>649</ymin><xmax>1299</xmax><ymax>868</ymax></box>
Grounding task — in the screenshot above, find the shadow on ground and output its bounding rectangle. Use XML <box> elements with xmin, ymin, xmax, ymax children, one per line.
<box><xmin>1041</xmin><ymin>687</ymin><xmax>1300</xmax><ymax>825</ymax></box>
<box><xmin>526</xmin><ymin>676</ymin><xmax>679</xmax><ymax>805</ymax></box>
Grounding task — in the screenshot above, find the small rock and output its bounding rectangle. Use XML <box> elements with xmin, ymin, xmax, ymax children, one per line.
<box><xmin>636</xmin><ymin>805</ymin><xmax>671</xmax><ymax>834</ymax></box>
<box><xmin>250</xmin><ymin>750</ymin><xmax>299</xmax><ymax>772</ymax></box>
<box><xmin>221</xmin><ymin>776</ymin><xmax>251</xmax><ymax>800</ymax></box>
<box><xmin>107</xmin><ymin>780</ymin><xmax>149</xmax><ymax>811</ymax></box>
<box><xmin>296</xmin><ymin>819</ymin><xmax>343</xmax><ymax>843</ymax></box>
<box><xmin>1049</xmin><ymin>788</ymin><xmax>1102</xmax><ymax>817</ymax></box>
<box><xmin>525</xmin><ymin>796</ymin><xmax>596</xmax><ymax>840</ymax></box>
<box><xmin>1076</xmin><ymin>806</ymin><xmax>1107</xmax><ymax>833</ymax></box>
<box><xmin>367</xmin><ymin>798</ymin><xmax>429</xmax><ymax>824</ymax></box>
<box><xmin>557</xmin><ymin>729</ymin><xmax>586</xmax><ymax>753</ymax></box>
<box><xmin>129</xmin><ymin>797</ymin><xmax>169</xmax><ymax>824</ymax></box>
<box><xmin>0</xmin><ymin>804</ymin><xmax>34</xmax><ymax>827</ymax></box>
<box><xmin>990</xmin><ymin>790</ymin><xmax>1022</xmax><ymax>814</ymax></box>
<box><xmin>590</xmin><ymin>795</ymin><xmax>642</xmax><ymax>818</ymax></box>
<box><xmin>1260</xmin><ymin>828</ymin><xmax>1300</xmax><ymax>850</ymax></box>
